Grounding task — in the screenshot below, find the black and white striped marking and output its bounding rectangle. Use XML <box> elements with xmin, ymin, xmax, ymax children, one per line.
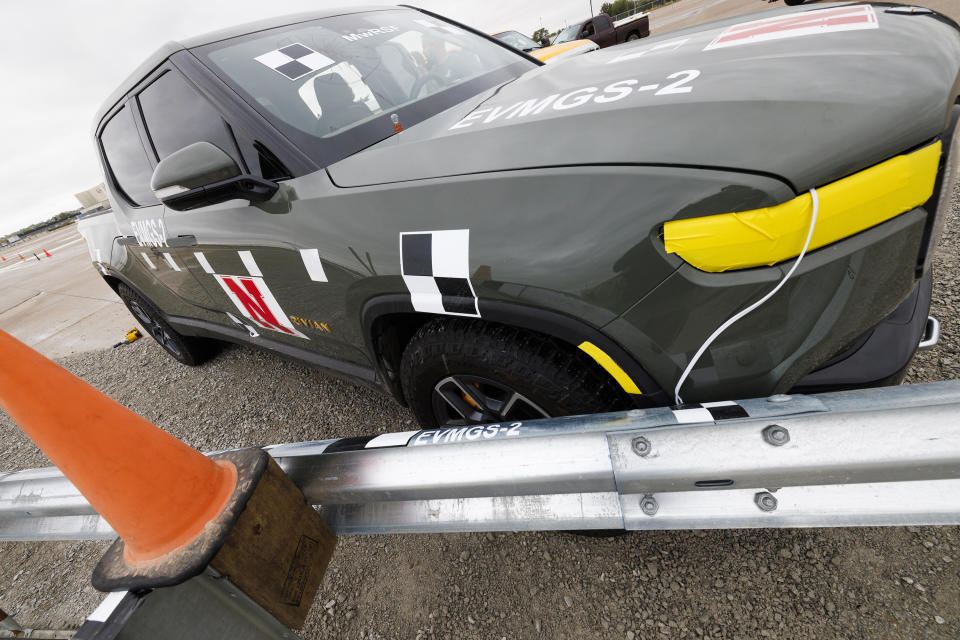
<box><xmin>238</xmin><ymin>250</ymin><xmax>261</xmax><ymax>277</ymax></box>
<box><xmin>161</xmin><ymin>252</ymin><xmax>181</xmax><ymax>272</ymax></box>
<box><xmin>73</xmin><ymin>591</ymin><xmax>136</xmax><ymax>640</ymax></box>
<box><xmin>194</xmin><ymin>251</ymin><xmax>215</xmax><ymax>274</ymax></box>
<box><xmin>317</xmin><ymin>425</ymin><xmax>519</xmax><ymax>453</ymax></box>
<box><xmin>400</xmin><ymin>229</ymin><xmax>479</xmax><ymax>317</ymax></box>
<box><xmin>321</xmin><ymin>430</ymin><xmax>420</xmax><ymax>453</ymax></box>
<box><xmin>254</xmin><ymin>43</ymin><xmax>334</xmax><ymax>81</ymax></box>
<box><xmin>293</xmin><ymin>399</ymin><xmax>752</xmax><ymax>456</ymax></box>
<box><xmin>299</xmin><ymin>248</ymin><xmax>328</xmax><ymax>282</ymax></box>
<box><xmin>669</xmin><ymin>401</ymin><xmax>749</xmax><ymax>424</ymax></box>
<box><xmin>175</xmin><ymin>249</ymin><xmax>330</xmax><ymax>339</ymax></box>
<box><xmin>187</xmin><ymin>249</ymin><xmax>328</xmax><ymax>282</ymax></box>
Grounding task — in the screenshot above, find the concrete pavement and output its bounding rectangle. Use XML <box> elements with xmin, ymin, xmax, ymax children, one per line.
<box><xmin>0</xmin><ymin>223</ymin><xmax>138</xmax><ymax>358</ymax></box>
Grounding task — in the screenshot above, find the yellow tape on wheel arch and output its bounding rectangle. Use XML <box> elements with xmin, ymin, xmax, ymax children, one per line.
<box><xmin>578</xmin><ymin>341</ymin><xmax>643</xmax><ymax>395</ymax></box>
<box><xmin>663</xmin><ymin>141</ymin><xmax>942</xmax><ymax>272</ymax></box>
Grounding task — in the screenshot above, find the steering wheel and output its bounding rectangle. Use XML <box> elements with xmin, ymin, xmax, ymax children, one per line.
<box><xmin>408</xmin><ymin>72</ymin><xmax>446</xmax><ymax>100</ymax></box>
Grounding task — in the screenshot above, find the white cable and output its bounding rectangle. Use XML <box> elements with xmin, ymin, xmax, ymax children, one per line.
<box><xmin>673</xmin><ymin>188</ymin><xmax>820</xmax><ymax>405</ymax></box>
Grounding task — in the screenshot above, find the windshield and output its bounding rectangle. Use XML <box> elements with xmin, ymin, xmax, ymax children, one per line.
<box><xmin>195</xmin><ymin>9</ymin><xmax>532</xmax><ymax>167</ymax></box>
<box><xmin>493</xmin><ymin>30</ymin><xmax>540</xmax><ymax>52</ymax></box>
<box><xmin>553</xmin><ymin>23</ymin><xmax>583</xmax><ymax>45</ymax></box>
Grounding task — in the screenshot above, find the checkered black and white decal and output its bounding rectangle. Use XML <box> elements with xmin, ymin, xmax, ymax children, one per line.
<box><xmin>255</xmin><ymin>43</ymin><xmax>334</xmax><ymax>80</ymax></box>
<box><xmin>400</xmin><ymin>230</ymin><xmax>479</xmax><ymax>317</ymax></box>
<box><xmin>669</xmin><ymin>401</ymin><xmax>749</xmax><ymax>424</ymax></box>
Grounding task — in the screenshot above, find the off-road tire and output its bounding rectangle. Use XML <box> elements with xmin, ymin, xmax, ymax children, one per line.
<box><xmin>400</xmin><ymin>318</ymin><xmax>628</xmax><ymax>427</ymax></box>
<box><xmin>116</xmin><ymin>283</ymin><xmax>214</xmax><ymax>366</ymax></box>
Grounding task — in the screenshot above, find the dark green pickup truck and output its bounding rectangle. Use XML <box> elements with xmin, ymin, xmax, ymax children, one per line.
<box><xmin>80</xmin><ymin>4</ymin><xmax>960</xmax><ymax>427</ymax></box>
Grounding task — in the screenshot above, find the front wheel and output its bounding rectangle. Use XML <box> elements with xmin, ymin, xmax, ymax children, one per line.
<box><xmin>400</xmin><ymin>319</ymin><xmax>627</xmax><ymax>428</ymax></box>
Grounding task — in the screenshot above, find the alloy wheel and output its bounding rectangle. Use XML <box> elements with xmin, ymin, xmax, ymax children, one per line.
<box><xmin>431</xmin><ymin>374</ymin><xmax>550</xmax><ymax>426</ymax></box>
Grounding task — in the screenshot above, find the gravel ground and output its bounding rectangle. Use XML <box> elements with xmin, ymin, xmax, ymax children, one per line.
<box><xmin>2</xmin><ymin>211</ymin><xmax>959</xmax><ymax>635</ymax></box>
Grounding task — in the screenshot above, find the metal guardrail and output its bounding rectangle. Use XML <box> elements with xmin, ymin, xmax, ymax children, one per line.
<box><xmin>2</xmin><ymin>381</ymin><xmax>960</xmax><ymax>539</ymax></box>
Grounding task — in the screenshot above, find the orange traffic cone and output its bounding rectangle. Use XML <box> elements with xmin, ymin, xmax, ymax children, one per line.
<box><xmin>18</xmin><ymin>254</ymin><xmax>23</xmax><ymax>261</ymax></box>
<box><xmin>0</xmin><ymin>329</ymin><xmax>237</xmax><ymax>566</ymax></box>
<box><xmin>0</xmin><ymin>329</ymin><xmax>335</xmax><ymax>628</ymax></box>
<box><xmin>43</xmin><ymin>249</ymin><xmax>51</xmax><ymax>257</ymax></box>
<box><xmin>1</xmin><ymin>256</ymin><xmax>5</xmax><ymax>261</ymax></box>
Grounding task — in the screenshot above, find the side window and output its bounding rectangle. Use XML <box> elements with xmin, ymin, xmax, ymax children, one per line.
<box><xmin>596</xmin><ymin>16</ymin><xmax>612</xmax><ymax>31</ymax></box>
<box><xmin>138</xmin><ymin>70</ymin><xmax>239</xmax><ymax>162</ymax></box>
<box><xmin>100</xmin><ymin>106</ymin><xmax>159</xmax><ymax>207</ymax></box>
<box><xmin>582</xmin><ymin>21</ymin><xmax>596</xmax><ymax>38</ymax></box>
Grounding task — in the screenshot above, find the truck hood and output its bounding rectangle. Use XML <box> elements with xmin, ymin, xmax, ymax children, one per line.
<box><xmin>328</xmin><ymin>3</ymin><xmax>960</xmax><ymax>191</ymax></box>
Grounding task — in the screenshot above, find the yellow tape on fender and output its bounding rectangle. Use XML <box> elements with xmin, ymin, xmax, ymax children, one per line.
<box><xmin>578</xmin><ymin>341</ymin><xmax>642</xmax><ymax>395</ymax></box>
<box><xmin>664</xmin><ymin>141</ymin><xmax>942</xmax><ymax>272</ymax></box>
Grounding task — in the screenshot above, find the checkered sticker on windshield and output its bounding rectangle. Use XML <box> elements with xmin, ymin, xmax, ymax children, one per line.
<box><xmin>255</xmin><ymin>43</ymin><xmax>334</xmax><ymax>80</ymax></box>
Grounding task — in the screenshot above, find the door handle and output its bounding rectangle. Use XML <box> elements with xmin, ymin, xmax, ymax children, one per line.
<box><xmin>166</xmin><ymin>235</ymin><xmax>198</xmax><ymax>247</ymax></box>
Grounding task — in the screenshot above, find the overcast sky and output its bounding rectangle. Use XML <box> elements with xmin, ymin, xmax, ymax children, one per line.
<box><xmin>0</xmin><ymin>0</ymin><xmax>604</xmax><ymax>236</ymax></box>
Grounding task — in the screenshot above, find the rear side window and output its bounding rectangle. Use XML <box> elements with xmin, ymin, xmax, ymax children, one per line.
<box><xmin>99</xmin><ymin>106</ymin><xmax>158</xmax><ymax>207</ymax></box>
<box><xmin>138</xmin><ymin>70</ymin><xmax>239</xmax><ymax>162</ymax></box>
<box><xmin>596</xmin><ymin>16</ymin><xmax>612</xmax><ymax>31</ymax></box>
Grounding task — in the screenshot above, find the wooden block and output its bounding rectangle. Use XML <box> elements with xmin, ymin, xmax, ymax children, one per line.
<box><xmin>211</xmin><ymin>456</ymin><xmax>337</xmax><ymax>629</ymax></box>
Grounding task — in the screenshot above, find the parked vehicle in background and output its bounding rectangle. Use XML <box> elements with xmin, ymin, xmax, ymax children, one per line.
<box><xmin>492</xmin><ymin>30</ymin><xmax>599</xmax><ymax>63</ymax></box>
<box><xmin>552</xmin><ymin>12</ymin><xmax>649</xmax><ymax>48</ymax></box>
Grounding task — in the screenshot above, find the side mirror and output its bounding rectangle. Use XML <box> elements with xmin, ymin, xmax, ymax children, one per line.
<box><xmin>540</xmin><ymin>37</ymin><xmax>551</xmax><ymax>47</ymax></box>
<box><xmin>151</xmin><ymin>142</ymin><xmax>278</xmax><ymax>211</ymax></box>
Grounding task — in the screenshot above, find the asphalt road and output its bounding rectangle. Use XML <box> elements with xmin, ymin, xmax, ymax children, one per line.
<box><xmin>1</xmin><ymin>0</ymin><xmax>960</xmax><ymax>637</ymax></box>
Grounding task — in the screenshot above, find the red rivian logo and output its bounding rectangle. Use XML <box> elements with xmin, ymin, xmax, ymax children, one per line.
<box><xmin>214</xmin><ymin>274</ymin><xmax>307</xmax><ymax>339</ymax></box>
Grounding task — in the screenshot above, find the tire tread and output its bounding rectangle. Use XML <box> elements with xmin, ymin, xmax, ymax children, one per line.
<box><xmin>400</xmin><ymin>318</ymin><xmax>628</xmax><ymax>426</ymax></box>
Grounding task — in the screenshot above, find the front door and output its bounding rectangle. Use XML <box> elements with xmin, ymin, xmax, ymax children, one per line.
<box><xmin>133</xmin><ymin>64</ymin><xmax>365</xmax><ymax>366</ymax></box>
